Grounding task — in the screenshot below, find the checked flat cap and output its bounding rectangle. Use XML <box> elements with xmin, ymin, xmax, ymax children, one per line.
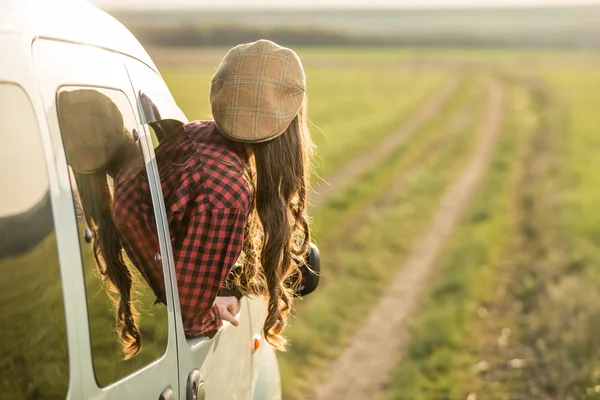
<box><xmin>210</xmin><ymin>39</ymin><xmax>306</xmax><ymax>143</ymax></box>
<box><xmin>57</xmin><ymin>89</ymin><xmax>128</xmax><ymax>174</ymax></box>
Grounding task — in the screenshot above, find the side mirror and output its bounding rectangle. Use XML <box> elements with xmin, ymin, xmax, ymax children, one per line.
<box><xmin>296</xmin><ymin>242</ymin><xmax>320</xmax><ymax>297</ymax></box>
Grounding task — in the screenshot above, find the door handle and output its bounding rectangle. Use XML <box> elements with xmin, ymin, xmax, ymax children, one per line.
<box><xmin>187</xmin><ymin>369</ymin><xmax>206</xmax><ymax>400</ymax></box>
<box><xmin>159</xmin><ymin>387</ymin><xmax>175</xmax><ymax>400</ymax></box>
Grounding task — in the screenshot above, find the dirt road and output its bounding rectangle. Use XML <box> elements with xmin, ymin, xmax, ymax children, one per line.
<box><xmin>313</xmin><ymin>78</ymin><xmax>504</xmax><ymax>400</ymax></box>
<box><xmin>310</xmin><ymin>77</ymin><xmax>460</xmax><ymax>208</ymax></box>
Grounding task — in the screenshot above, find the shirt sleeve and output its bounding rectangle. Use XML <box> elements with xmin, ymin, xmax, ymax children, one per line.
<box><xmin>174</xmin><ymin>205</ymin><xmax>247</xmax><ymax>337</ymax></box>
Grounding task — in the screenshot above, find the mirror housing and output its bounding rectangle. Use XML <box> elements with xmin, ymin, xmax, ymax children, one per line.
<box><xmin>295</xmin><ymin>242</ymin><xmax>320</xmax><ymax>297</ymax></box>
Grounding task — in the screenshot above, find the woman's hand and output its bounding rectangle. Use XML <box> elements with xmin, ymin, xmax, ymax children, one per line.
<box><xmin>214</xmin><ymin>296</ymin><xmax>239</xmax><ymax>327</ymax></box>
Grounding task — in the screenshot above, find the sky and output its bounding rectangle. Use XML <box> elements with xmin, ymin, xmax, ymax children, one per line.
<box><xmin>91</xmin><ymin>0</ymin><xmax>600</xmax><ymax>9</ymax></box>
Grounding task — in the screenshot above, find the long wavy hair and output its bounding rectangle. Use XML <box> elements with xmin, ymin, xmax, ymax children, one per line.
<box><xmin>228</xmin><ymin>98</ymin><xmax>315</xmax><ymax>350</ymax></box>
<box><xmin>74</xmin><ymin>167</ymin><xmax>142</xmax><ymax>359</ymax></box>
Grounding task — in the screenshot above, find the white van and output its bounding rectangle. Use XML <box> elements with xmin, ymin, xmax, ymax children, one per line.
<box><xmin>0</xmin><ymin>0</ymin><xmax>320</xmax><ymax>398</ymax></box>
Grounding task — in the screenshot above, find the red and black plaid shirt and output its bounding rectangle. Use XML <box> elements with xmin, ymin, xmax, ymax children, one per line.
<box><xmin>113</xmin><ymin>121</ymin><xmax>250</xmax><ymax>338</ymax></box>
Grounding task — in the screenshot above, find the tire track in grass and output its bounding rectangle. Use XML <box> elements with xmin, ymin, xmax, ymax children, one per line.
<box><xmin>313</xmin><ymin>78</ymin><xmax>504</xmax><ymax>400</ymax></box>
<box><xmin>310</xmin><ymin>76</ymin><xmax>459</xmax><ymax>209</ymax></box>
<box><xmin>280</xmin><ymin>76</ymin><xmax>482</xmax><ymax>399</ymax></box>
<box><xmin>308</xmin><ymin>75</ymin><xmax>476</xmax><ymax>249</ymax></box>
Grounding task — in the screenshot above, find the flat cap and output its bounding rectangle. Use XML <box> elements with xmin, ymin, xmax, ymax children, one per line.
<box><xmin>210</xmin><ymin>40</ymin><xmax>306</xmax><ymax>143</ymax></box>
<box><xmin>57</xmin><ymin>89</ymin><xmax>127</xmax><ymax>174</ymax></box>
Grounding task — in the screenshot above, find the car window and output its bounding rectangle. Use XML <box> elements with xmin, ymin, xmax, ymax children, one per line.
<box><xmin>139</xmin><ymin>91</ymin><xmax>186</xmax><ymax>146</ymax></box>
<box><xmin>55</xmin><ymin>86</ymin><xmax>169</xmax><ymax>387</ymax></box>
<box><xmin>0</xmin><ymin>83</ymin><xmax>69</xmax><ymax>399</ymax></box>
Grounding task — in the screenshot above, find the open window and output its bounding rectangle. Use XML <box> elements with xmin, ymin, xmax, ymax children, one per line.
<box><xmin>139</xmin><ymin>91</ymin><xmax>188</xmax><ymax>146</ymax></box>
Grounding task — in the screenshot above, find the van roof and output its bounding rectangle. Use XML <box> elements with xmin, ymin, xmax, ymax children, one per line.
<box><xmin>0</xmin><ymin>0</ymin><xmax>157</xmax><ymax>71</ymax></box>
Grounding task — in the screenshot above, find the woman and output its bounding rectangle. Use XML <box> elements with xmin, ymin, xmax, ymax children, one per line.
<box><xmin>61</xmin><ymin>39</ymin><xmax>315</xmax><ymax>358</ymax></box>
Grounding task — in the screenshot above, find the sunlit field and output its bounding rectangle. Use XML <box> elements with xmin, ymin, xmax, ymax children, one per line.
<box><xmin>152</xmin><ymin>47</ymin><xmax>600</xmax><ymax>399</ymax></box>
<box><xmin>381</xmin><ymin>64</ymin><xmax>600</xmax><ymax>400</ymax></box>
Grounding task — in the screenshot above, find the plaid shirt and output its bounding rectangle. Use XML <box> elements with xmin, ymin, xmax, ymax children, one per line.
<box><xmin>113</xmin><ymin>121</ymin><xmax>250</xmax><ymax>338</ymax></box>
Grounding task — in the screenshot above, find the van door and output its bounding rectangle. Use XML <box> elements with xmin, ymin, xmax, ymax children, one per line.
<box><xmin>33</xmin><ymin>39</ymin><xmax>180</xmax><ymax>400</ymax></box>
<box><xmin>124</xmin><ymin>59</ymin><xmax>254</xmax><ymax>400</ymax></box>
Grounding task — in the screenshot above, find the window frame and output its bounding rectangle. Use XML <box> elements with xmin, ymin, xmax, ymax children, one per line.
<box><xmin>55</xmin><ymin>84</ymin><xmax>173</xmax><ymax>387</ymax></box>
<box><xmin>139</xmin><ymin>90</ymin><xmax>188</xmax><ymax>144</ymax></box>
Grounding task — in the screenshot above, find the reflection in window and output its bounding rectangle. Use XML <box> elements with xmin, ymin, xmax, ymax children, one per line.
<box><xmin>0</xmin><ymin>84</ymin><xmax>69</xmax><ymax>399</ymax></box>
<box><xmin>149</xmin><ymin>119</ymin><xmax>184</xmax><ymax>145</ymax></box>
<box><xmin>56</xmin><ymin>87</ymin><xmax>168</xmax><ymax>387</ymax></box>
<box><xmin>140</xmin><ymin>91</ymin><xmax>186</xmax><ymax>146</ymax></box>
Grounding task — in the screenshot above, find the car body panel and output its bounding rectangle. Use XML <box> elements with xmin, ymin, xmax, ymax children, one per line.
<box><xmin>32</xmin><ymin>38</ymin><xmax>181</xmax><ymax>400</ymax></box>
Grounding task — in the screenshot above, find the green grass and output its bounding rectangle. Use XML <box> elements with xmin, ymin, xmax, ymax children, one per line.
<box><xmin>384</xmin><ymin>64</ymin><xmax>600</xmax><ymax>399</ymax></box>
<box><xmin>526</xmin><ymin>65</ymin><xmax>600</xmax><ymax>398</ymax></box>
<box><xmin>0</xmin><ymin>234</ymin><xmax>69</xmax><ymax>399</ymax></box>
<box><xmin>383</xmin><ymin>80</ymin><xmax>533</xmax><ymax>400</ymax></box>
<box><xmin>161</xmin><ymin>66</ymin><xmax>449</xmax><ymax>179</ymax></box>
<box><xmin>540</xmin><ymin>66</ymin><xmax>600</xmax><ymax>252</ymax></box>
<box><xmin>278</xmin><ymin>72</ymin><xmax>490</xmax><ymax>398</ymax></box>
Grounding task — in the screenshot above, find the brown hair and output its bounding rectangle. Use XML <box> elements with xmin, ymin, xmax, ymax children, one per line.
<box><xmin>58</xmin><ymin>88</ymin><xmax>142</xmax><ymax>359</ymax></box>
<box><xmin>231</xmin><ymin>99</ymin><xmax>314</xmax><ymax>350</ymax></box>
<box><xmin>73</xmin><ymin>167</ymin><xmax>142</xmax><ymax>359</ymax></box>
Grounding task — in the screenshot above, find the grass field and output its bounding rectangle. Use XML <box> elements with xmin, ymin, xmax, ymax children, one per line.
<box><xmin>382</xmin><ymin>78</ymin><xmax>532</xmax><ymax>400</ymax></box>
<box><xmin>375</xmin><ymin>62</ymin><xmax>600</xmax><ymax>399</ymax></box>
<box><xmin>155</xmin><ymin>48</ymin><xmax>600</xmax><ymax>398</ymax></box>
<box><xmin>372</xmin><ymin>67</ymin><xmax>600</xmax><ymax>399</ymax></box>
